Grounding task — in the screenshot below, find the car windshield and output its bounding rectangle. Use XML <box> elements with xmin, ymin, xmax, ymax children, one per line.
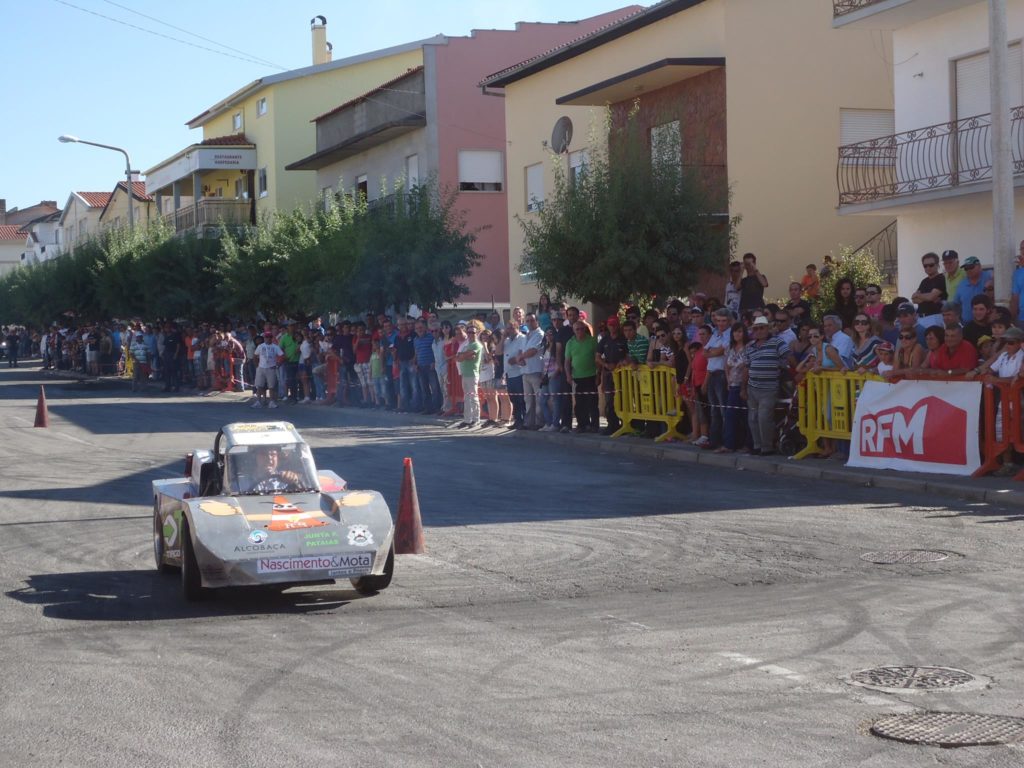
<box><xmin>226</xmin><ymin>442</ymin><xmax>319</xmax><ymax>495</ymax></box>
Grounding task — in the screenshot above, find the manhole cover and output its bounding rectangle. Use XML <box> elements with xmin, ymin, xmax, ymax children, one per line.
<box><xmin>871</xmin><ymin>712</ymin><xmax>1024</xmax><ymax>747</ymax></box>
<box><xmin>860</xmin><ymin>550</ymin><xmax>951</xmax><ymax>564</ymax></box>
<box><xmin>848</xmin><ymin>666</ymin><xmax>988</xmax><ymax>693</ymax></box>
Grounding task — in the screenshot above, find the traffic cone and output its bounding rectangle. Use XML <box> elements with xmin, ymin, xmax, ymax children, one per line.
<box><xmin>394</xmin><ymin>457</ymin><xmax>425</xmax><ymax>554</ymax></box>
<box><xmin>33</xmin><ymin>385</ymin><xmax>49</xmax><ymax>428</ymax></box>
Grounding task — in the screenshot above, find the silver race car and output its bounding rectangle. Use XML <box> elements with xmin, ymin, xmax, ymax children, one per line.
<box><xmin>152</xmin><ymin>421</ymin><xmax>394</xmax><ymax>600</ymax></box>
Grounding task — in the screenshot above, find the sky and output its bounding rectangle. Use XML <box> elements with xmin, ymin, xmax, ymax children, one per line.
<box><xmin>0</xmin><ymin>0</ymin><xmax>635</xmax><ymax>214</ymax></box>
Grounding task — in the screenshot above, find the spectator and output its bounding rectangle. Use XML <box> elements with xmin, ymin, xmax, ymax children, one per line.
<box><xmin>432</xmin><ymin>321</ymin><xmax>450</xmax><ymax>414</ymax></box>
<box><xmin>911</xmin><ymin>252</ymin><xmax>946</xmax><ymax>328</ymax></box>
<box><xmin>744</xmin><ymin>316</ymin><xmax>789</xmax><ymax>456</ymax></box>
<box><xmin>850</xmin><ymin>314</ymin><xmax>882</xmax><ymax>372</ymax></box>
<box><xmin>454</xmin><ymin>324</ymin><xmax>483</xmax><ymax>428</ymax></box>
<box><xmin>597</xmin><ymin>316</ymin><xmax>629</xmax><ymax>435</ymax></box>
<box><xmin>725</xmin><ymin>260</ymin><xmax>743</xmax><ymax>314</ymax></box>
<box><xmin>822</xmin><ymin>314</ymin><xmax>855</xmax><ymax>368</ymax></box>
<box><xmin>685</xmin><ymin>306</ymin><xmax>704</xmax><ymax>341</ymax></box>
<box><xmin>647</xmin><ymin>324</ymin><xmax>675</xmax><ymax>366</ymax></box>
<box><xmin>795</xmin><ymin>325</ymin><xmax>846</xmax><ymax>458</ymax></box>
<box><xmin>353</xmin><ymin>323</ymin><xmax>373</xmax><ymax>406</ymax></box>
<box><xmin>394</xmin><ymin>319</ymin><xmax>419</xmax><ymax>412</ymax></box>
<box><xmin>963</xmin><ymin>295</ymin><xmax>993</xmax><ymax>347</ymax></box>
<box><xmin>501</xmin><ymin>323</ymin><xmax>526</xmax><ymax>428</ymax></box>
<box><xmin>890</xmin><ymin>324</ymin><xmax>926</xmax><ymax>376</ymax></box>
<box><xmin>854</xmin><ymin>286</ymin><xmax>868</xmax><ymax>318</ymax></box>
<box><xmin>538</xmin><ymin>328</ymin><xmax>562</xmax><ymax>432</ymax></box>
<box><xmin>536</xmin><ymin>294</ymin><xmax>553</xmax><ymax>332</ymax></box>
<box><xmin>519</xmin><ymin>313</ymin><xmax>545</xmax><ymax>429</ymax></box>
<box><xmin>790</xmin><ymin>323</ymin><xmax>812</xmax><ymax>363</ymax></box>
<box><xmin>1011</xmin><ymin>240</ymin><xmax>1024</xmax><ymax>328</ymax></box>
<box><xmin>863</xmin><ymin>283</ymin><xmax>884</xmax><ymax>321</ymax></box>
<box><xmin>953</xmin><ymin>257</ymin><xmax>994</xmax><ymax>324</ymax></box>
<box><xmin>557</xmin><ymin>307</ymin><xmax>579</xmax><ymax>431</ymax></box>
<box><xmin>564</xmin><ymin>319</ymin><xmax>599</xmax><ymax>433</ymax></box>
<box><xmin>772</xmin><ymin>309</ymin><xmax>797</xmax><ymax>347</ymax></box>
<box><xmin>784</xmin><ymin>282</ymin><xmax>812</xmax><ymax>327</ymax></box>
<box><xmin>703</xmin><ymin>308</ymin><xmax>731</xmax><ymax>450</ymax></box>
<box><xmin>925</xmin><ymin>324</ymin><xmax>978</xmax><ymax>376</ymax></box>
<box><xmin>719</xmin><ymin>321</ymin><xmax>749</xmax><ymax>454</ymax></box>
<box><xmin>684</xmin><ymin>330</ymin><xmax>710</xmax><ymax>446</ymax></box>
<box><xmin>800</xmin><ymin>263</ymin><xmax>820</xmax><ymax>300</ymax></box>
<box><xmin>833</xmin><ymin>278</ymin><xmax>858</xmax><ymax>331</ymax></box>
<box><xmin>739</xmin><ymin>252</ymin><xmax>768</xmax><ymax>311</ymax></box>
<box><xmin>876</xmin><ymin>342</ymin><xmax>895</xmax><ymax>375</ymax></box>
<box><xmin>941</xmin><ymin>249</ymin><xmax>966</xmax><ymax>299</ymax></box>
<box><xmin>512</xmin><ymin>306</ymin><xmax>527</xmax><ymax>333</ymax></box>
<box><xmin>641</xmin><ymin>308</ymin><xmax>660</xmax><ymax>339</ymax></box>
<box><xmin>922</xmin><ymin>326</ymin><xmax>945</xmax><ymax>370</ymax></box>
<box><xmin>369</xmin><ymin>336</ymin><xmax>386</xmax><ymax>407</ymax></box>
<box><xmin>413</xmin><ymin>319</ymin><xmax>441</xmax><ymax>414</ymax></box>
<box><xmin>252</xmin><ymin>332</ymin><xmax>284</xmax><ymax>409</ymax></box>
<box><xmin>819</xmin><ymin>254</ymin><xmax>834</xmax><ymax>281</ymax></box>
<box><xmin>894</xmin><ymin>302</ymin><xmax>927</xmax><ymax>346</ymax></box>
<box><xmin>972</xmin><ymin>326</ymin><xmax>1024</xmax><ymax>378</ymax></box>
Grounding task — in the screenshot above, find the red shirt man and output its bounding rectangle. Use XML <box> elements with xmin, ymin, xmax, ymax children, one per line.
<box><xmin>928</xmin><ymin>325</ymin><xmax>977</xmax><ymax>375</ymax></box>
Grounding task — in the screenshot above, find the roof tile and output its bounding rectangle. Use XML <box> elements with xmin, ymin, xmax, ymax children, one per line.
<box><xmin>77</xmin><ymin>192</ymin><xmax>112</xmax><ymax>208</ymax></box>
<box><xmin>0</xmin><ymin>224</ymin><xmax>27</xmax><ymax>241</ymax></box>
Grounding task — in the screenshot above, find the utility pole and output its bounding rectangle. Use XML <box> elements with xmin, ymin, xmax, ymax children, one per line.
<box><xmin>990</xmin><ymin>0</ymin><xmax>1013</xmax><ymax>304</ymax></box>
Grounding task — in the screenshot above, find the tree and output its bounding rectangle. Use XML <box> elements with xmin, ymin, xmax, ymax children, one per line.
<box><xmin>519</xmin><ymin>107</ymin><xmax>738</xmax><ymax>307</ymax></box>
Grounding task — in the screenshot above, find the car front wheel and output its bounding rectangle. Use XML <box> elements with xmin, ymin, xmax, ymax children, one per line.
<box><xmin>181</xmin><ymin>520</ymin><xmax>208</xmax><ymax>601</ymax></box>
<box><xmin>350</xmin><ymin>543</ymin><xmax>394</xmax><ymax>595</ymax></box>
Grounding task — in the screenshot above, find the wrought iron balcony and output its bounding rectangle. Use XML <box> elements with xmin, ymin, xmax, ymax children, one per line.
<box><xmin>160</xmin><ymin>198</ymin><xmax>252</xmax><ymax>235</ymax></box>
<box><xmin>837</xmin><ymin>107</ymin><xmax>1024</xmax><ymax>206</ymax></box>
<box><xmin>833</xmin><ymin>0</ymin><xmax>885</xmax><ymax>18</ymax></box>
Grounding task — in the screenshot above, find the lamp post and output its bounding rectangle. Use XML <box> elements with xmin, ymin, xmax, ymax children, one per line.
<box><xmin>58</xmin><ymin>135</ymin><xmax>137</xmax><ymax>231</ymax></box>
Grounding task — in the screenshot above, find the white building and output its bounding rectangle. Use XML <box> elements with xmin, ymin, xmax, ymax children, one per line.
<box><xmin>19</xmin><ymin>210</ymin><xmax>62</xmax><ymax>266</ymax></box>
<box><xmin>834</xmin><ymin>0</ymin><xmax>1024</xmax><ymax>298</ymax></box>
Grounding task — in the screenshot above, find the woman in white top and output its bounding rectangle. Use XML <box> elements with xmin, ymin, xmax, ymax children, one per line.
<box><xmin>477</xmin><ymin>328</ymin><xmax>498</xmax><ymax>424</ymax></box>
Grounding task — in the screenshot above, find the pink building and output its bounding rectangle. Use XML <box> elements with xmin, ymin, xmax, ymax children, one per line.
<box><xmin>287</xmin><ymin>8</ymin><xmax>641</xmax><ymax>311</ymax></box>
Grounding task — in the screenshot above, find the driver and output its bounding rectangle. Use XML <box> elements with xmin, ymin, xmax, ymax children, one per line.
<box><xmin>247</xmin><ymin>446</ymin><xmax>303</xmax><ymax>494</ymax></box>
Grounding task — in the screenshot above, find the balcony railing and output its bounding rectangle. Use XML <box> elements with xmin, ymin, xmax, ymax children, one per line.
<box><xmin>161</xmin><ymin>198</ymin><xmax>252</xmax><ymax>234</ymax></box>
<box><xmin>837</xmin><ymin>106</ymin><xmax>1024</xmax><ymax>206</ymax></box>
<box><xmin>832</xmin><ymin>0</ymin><xmax>886</xmax><ymax>18</ymax></box>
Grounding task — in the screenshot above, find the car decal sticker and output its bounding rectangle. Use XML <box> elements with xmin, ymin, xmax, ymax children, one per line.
<box><xmin>337</xmin><ymin>492</ymin><xmax>374</xmax><ymax>507</ymax></box>
<box><xmin>347</xmin><ymin>524</ymin><xmax>374</xmax><ymax>547</ymax></box>
<box><xmin>318</xmin><ymin>475</ymin><xmax>344</xmax><ymax>492</ymax></box>
<box><xmin>163</xmin><ymin>514</ymin><xmax>179</xmax><ymax>547</ymax></box>
<box><xmin>199</xmin><ymin>499</ymin><xmax>240</xmax><ymax>516</ymax></box>
<box><xmin>267</xmin><ymin>496</ymin><xmax>329</xmax><ymax>531</ymax></box>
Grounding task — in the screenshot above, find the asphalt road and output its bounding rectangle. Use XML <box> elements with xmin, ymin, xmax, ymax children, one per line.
<box><xmin>1</xmin><ymin>366</ymin><xmax>1022</xmax><ymax>767</ymax></box>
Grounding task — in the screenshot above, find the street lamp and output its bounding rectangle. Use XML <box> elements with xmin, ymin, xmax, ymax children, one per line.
<box><xmin>58</xmin><ymin>134</ymin><xmax>138</xmax><ymax>230</ymax></box>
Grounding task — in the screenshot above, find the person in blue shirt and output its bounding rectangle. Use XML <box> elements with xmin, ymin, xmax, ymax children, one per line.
<box><xmin>1010</xmin><ymin>240</ymin><xmax>1024</xmax><ymax>326</ymax></box>
<box><xmin>953</xmin><ymin>256</ymin><xmax>993</xmax><ymax>324</ymax></box>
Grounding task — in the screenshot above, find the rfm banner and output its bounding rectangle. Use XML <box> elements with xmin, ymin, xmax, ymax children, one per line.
<box><xmin>847</xmin><ymin>380</ymin><xmax>982</xmax><ymax>476</ymax></box>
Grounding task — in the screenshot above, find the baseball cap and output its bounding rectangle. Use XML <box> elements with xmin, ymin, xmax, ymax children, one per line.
<box><xmin>877</xmin><ymin>342</ymin><xmax>894</xmax><ymax>353</ymax></box>
<box><xmin>605</xmin><ymin>316</ymin><xmax>620</xmax><ymax>326</ymax></box>
<box><xmin>579</xmin><ymin>310</ymin><xmax>588</xmax><ymax>321</ymax></box>
<box><xmin>689</xmin><ymin>307</ymin><xmax>704</xmax><ymax>315</ymax></box>
<box><xmin>897</xmin><ymin>302</ymin><xmax>916</xmax><ymax>315</ymax></box>
<box><xmin>1001</xmin><ymin>327</ymin><xmax>1024</xmax><ymax>342</ymax></box>
<box><xmin>752</xmin><ymin>316</ymin><xmax>770</xmax><ymax>326</ymax></box>
<box><xmin>962</xmin><ymin>256</ymin><xmax>981</xmax><ymax>268</ymax></box>
<box><xmin>941</xmin><ymin>249</ymin><xmax>959</xmax><ymax>261</ymax></box>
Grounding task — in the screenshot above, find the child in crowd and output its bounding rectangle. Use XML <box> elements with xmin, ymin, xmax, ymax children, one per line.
<box><xmin>370</xmin><ymin>337</ymin><xmax>387</xmax><ymax>408</ymax></box>
<box><xmin>683</xmin><ymin>338</ymin><xmax>709</xmax><ymax>446</ymax></box>
<box><xmin>801</xmin><ymin>264</ymin><xmax>820</xmax><ymax>300</ymax></box>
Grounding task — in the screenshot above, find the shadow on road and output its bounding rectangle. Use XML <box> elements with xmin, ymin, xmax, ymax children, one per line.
<box><xmin>5</xmin><ymin>570</ymin><xmax>363</xmax><ymax>622</ymax></box>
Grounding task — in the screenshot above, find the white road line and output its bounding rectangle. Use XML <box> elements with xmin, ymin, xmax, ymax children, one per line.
<box><xmin>718</xmin><ymin>652</ymin><xmax>806</xmax><ymax>682</ymax></box>
<box><xmin>600</xmin><ymin>614</ymin><xmax>651</xmax><ymax>631</ymax></box>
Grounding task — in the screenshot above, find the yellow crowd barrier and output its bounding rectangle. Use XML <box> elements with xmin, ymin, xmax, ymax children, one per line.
<box><xmin>795</xmin><ymin>370</ymin><xmax>881</xmax><ymax>459</ymax></box>
<box><xmin>611</xmin><ymin>365</ymin><xmax>687</xmax><ymax>443</ymax></box>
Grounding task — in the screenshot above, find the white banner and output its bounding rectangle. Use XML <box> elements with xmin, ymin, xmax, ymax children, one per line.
<box><xmin>847</xmin><ymin>380</ymin><xmax>982</xmax><ymax>476</ymax></box>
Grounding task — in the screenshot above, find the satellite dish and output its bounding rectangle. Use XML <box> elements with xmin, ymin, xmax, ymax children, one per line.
<box><xmin>551</xmin><ymin>116</ymin><xmax>573</xmax><ymax>154</ymax></box>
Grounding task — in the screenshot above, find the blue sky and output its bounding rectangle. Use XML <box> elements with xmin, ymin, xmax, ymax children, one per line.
<box><xmin>1</xmin><ymin>0</ymin><xmax>632</xmax><ymax>213</ymax></box>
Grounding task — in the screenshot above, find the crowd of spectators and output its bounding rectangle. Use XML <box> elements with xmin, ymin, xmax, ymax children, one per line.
<box><xmin>10</xmin><ymin>244</ymin><xmax>1024</xmax><ymax>464</ymax></box>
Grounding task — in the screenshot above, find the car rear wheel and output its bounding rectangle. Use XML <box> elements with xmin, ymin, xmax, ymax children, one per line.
<box><xmin>181</xmin><ymin>520</ymin><xmax>209</xmax><ymax>601</ymax></box>
<box><xmin>153</xmin><ymin>502</ymin><xmax>175</xmax><ymax>574</ymax></box>
<box><xmin>350</xmin><ymin>543</ymin><xmax>394</xmax><ymax>595</ymax></box>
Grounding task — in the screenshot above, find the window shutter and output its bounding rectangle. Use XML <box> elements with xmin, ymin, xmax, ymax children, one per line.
<box><xmin>458</xmin><ymin>150</ymin><xmax>503</xmax><ymax>184</ymax></box>
<box><xmin>956</xmin><ymin>44</ymin><xmax>1023</xmax><ymax>121</ymax></box>
<box><xmin>525</xmin><ymin>163</ymin><xmax>544</xmax><ymax>211</ymax></box>
<box><xmin>840</xmin><ymin>109</ymin><xmax>895</xmax><ymax>145</ymax></box>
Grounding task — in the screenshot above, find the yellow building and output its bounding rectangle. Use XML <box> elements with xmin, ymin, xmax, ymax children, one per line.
<box><xmin>483</xmin><ymin>0</ymin><xmax>896</xmax><ymax>310</ymax></box>
<box><xmin>57</xmin><ymin>191</ymin><xmax>111</xmax><ymax>254</ymax></box>
<box><xmin>98</xmin><ymin>181</ymin><xmax>155</xmax><ymax>233</ymax></box>
<box><xmin>144</xmin><ymin>18</ymin><xmax>439</xmax><ymax>234</ymax></box>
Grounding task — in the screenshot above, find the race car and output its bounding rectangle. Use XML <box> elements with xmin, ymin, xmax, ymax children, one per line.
<box><xmin>152</xmin><ymin>421</ymin><xmax>394</xmax><ymax>601</ymax></box>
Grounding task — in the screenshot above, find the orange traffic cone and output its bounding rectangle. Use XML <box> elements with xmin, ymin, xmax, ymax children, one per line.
<box><xmin>34</xmin><ymin>385</ymin><xmax>49</xmax><ymax>428</ymax></box>
<box><xmin>394</xmin><ymin>457</ymin><xmax>425</xmax><ymax>554</ymax></box>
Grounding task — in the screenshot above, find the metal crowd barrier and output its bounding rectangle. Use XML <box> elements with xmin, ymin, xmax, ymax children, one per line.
<box><xmin>611</xmin><ymin>365</ymin><xmax>686</xmax><ymax>443</ymax></box>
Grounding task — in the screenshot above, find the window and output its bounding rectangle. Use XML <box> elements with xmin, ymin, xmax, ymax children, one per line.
<box><xmin>955</xmin><ymin>44</ymin><xmax>1023</xmax><ymax>120</ymax></box>
<box><xmin>258</xmin><ymin>167</ymin><xmax>268</xmax><ymax>198</ymax></box>
<box><xmin>257</xmin><ymin>97</ymin><xmax>268</xmax><ymax>117</ymax></box>
<box><xmin>356</xmin><ymin>175</ymin><xmax>368</xmax><ymax>200</ymax></box>
<box><xmin>232</xmin><ymin>112</ymin><xmax>243</xmax><ymax>132</ymax></box>
<box><xmin>234</xmin><ymin>178</ymin><xmax>245</xmax><ymax>199</ymax></box>
<box><xmin>78</xmin><ymin>220</ymin><xmax>86</xmax><ymax>239</ymax></box>
<box><xmin>840</xmin><ymin>109</ymin><xmax>896</xmax><ymax>166</ymax></box>
<box><xmin>406</xmin><ymin>154</ymin><xmax>420</xmax><ymax>188</ymax></box>
<box><xmin>321</xmin><ymin>186</ymin><xmax>333</xmax><ymax>211</ymax></box>
<box><xmin>525</xmin><ymin>163</ymin><xmax>544</xmax><ymax>212</ymax></box>
<box><xmin>458</xmin><ymin>149</ymin><xmax>503</xmax><ymax>192</ymax></box>
<box><xmin>569</xmin><ymin>149</ymin><xmax>589</xmax><ymax>187</ymax></box>
<box><xmin>650</xmin><ymin>121</ymin><xmax>681</xmax><ymax>169</ymax></box>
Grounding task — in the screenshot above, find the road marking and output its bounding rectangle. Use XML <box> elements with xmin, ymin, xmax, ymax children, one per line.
<box><xmin>599</xmin><ymin>614</ymin><xmax>650</xmax><ymax>631</ymax></box>
<box><xmin>718</xmin><ymin>652</ymin><xmax>806</xmax><ymax>682</ymax></box>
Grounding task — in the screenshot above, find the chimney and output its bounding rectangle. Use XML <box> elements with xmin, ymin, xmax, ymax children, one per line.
<box><xmin>311</xmin><ymin>16</ymin><xmax>329</xmax><ymax>66</ymax></box>
<box><xmin>326</xmin><ymin>41</ymin><xmax>333</xmax><ymax>64</ymax></box>
<box><xmin>0</xmin><ymin>199</ymin><xmax>5</xmax><ymax>224</ymax></box>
